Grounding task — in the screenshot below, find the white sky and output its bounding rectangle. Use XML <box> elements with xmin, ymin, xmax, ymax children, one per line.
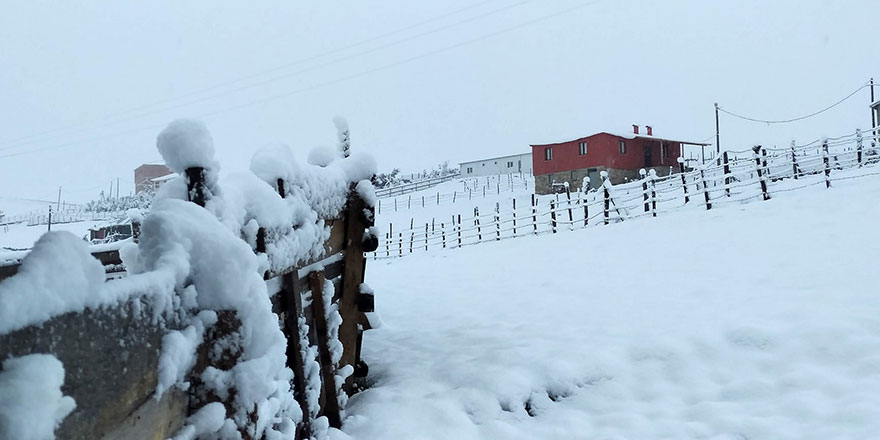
<box><xmin>1</xmin><ymin>0</ymin><xmax>877</xmax><ymax>202</ymax></box>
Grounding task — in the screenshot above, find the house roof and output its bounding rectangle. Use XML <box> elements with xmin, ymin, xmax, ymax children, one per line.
<box><xmin>149</xmin><ymin>173</ymin><xmax>176</xmax><ymax>183</ymax></box>
<box><xmin>531</xmin><ymin>131</ymin><xmax>711</xmax><ymax>147</ymax></box>
<box><xmin>458</xmin><ymin>152</ymin><xmax>531</xmax><ymax>166</ymax></box>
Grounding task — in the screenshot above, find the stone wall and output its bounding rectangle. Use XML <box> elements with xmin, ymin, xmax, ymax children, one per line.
<box><xmin>534</xmin><ymin>166</ymin><xmax>677</xmax><ymax>195</ymax></box>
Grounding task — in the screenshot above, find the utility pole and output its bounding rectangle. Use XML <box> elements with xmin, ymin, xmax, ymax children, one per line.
<box><xmin>57</xmin><ymin>187</ymin><xmax>62</xmax><ymax>211</ymax></box>
<box><xmin>714</xmin><ymin>102</ymin><xmax>721</xmax><ymax>157</ymax></box>
<box><xmin>871</xmin><ymin>78</ymin><xmax>876</xmax><ymax>134</ymax></box>
<box><xmin>116</xmin><ymin>177</ymin><xmax>120</xmax><ymax>200</ymax></box>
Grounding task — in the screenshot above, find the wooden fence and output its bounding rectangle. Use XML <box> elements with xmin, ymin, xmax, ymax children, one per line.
<box><xmin>376</xmin><ymin>173</ymin><xmax>532</xmax><ymax>214</ymax></box>
<box><xmin>373</xmin><ymin>128</ymin><xmax>880</xmax><ymax>258</ymax></box>
<box><xmin>0</xmin><ymin>166</ymin><xmax>377</xmax><ymax>439</ymax></box>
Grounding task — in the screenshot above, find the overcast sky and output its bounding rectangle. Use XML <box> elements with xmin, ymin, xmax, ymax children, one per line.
<box><xmin>1</xmin><ymin>0</ymin><xmax>877</xmax><ymax>202</ymax></box>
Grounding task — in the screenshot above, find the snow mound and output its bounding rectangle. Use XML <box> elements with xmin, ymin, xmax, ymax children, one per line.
<box><xmin>156</xmin><ymin>119</ymin><xmax>219</xmax><ymax>175</ymax></box>
<box><xmin>0</xmin><ymin>231</ymin><xmax>105</xmax><ymax>333</ymax></box>
<box><xmin>0</xmin><ymin>354</ymin><xmax>76</xmax><ymax>440</ymax></box>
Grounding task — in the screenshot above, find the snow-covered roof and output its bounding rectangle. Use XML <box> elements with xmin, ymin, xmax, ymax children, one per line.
<box><xmin>532</xmin><ymin>131</ymin><xmax>711</xmax><ymax>147</ymax></box>
<box><xmin>149</xmin><ymin>173</ymin><xmax>176</xmax><ymax>183</ymax></box>
<box><xmin>458</xmin><ymin>152</ymin><xmax>531</xmax><ymax>166</ymax></box>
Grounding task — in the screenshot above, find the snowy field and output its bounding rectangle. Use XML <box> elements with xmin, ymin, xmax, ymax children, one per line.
<box><xmin>339</xmin><ymin>173</ymin><xmax>880</xmax><ymax>439</ymax></box>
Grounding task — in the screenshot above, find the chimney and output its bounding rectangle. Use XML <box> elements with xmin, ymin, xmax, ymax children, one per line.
<box><xmin>646</xmin><ymin>125</ymin><xmax>653</xmax><ymax>136</ymax></box>
<box><xmin>632</xmin><ymin>124</ymin><xmax>640</xmax><ymax>135</ymax></box>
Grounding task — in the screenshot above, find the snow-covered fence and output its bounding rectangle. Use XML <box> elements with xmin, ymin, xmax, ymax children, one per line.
<box><xmin>0</xmin><ymin>118</ymin><xmax>379</xmax><ymax>440</ymax></box>
<box><xmin>373</xmin><ymin>172</ymin><xmax>460</xmax><ymax>198</ymax></box>
<box><xmin>373</xmin><ymin>127</ymin><xmax>880</xmax><ymax>259</ymax></box>
<box><xmin>375</xmin><ymin>173</ymin><xmax>531</xmax><ymax>213</ymax></box>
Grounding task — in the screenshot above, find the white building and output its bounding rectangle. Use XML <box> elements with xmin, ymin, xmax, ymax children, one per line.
<box><xmin>459</xmin><ymin>152</ymin><xmax>532</xmax><ymax>177</ymax></box>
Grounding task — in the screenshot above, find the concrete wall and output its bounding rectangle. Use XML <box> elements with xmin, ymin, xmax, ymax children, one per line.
<box><xmin>534</xmin><ymin>165</ymin><xmax>676</xmax><ymax>195</ymax></box>
<box><xmin>459</xmin><ymin>153</ymin><xmax>532</xmax><ymax>177</ymax></box>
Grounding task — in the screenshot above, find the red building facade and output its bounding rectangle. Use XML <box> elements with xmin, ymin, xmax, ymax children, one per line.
<box><xmin>531</xmin><ymin>126</ymin><xmax>706</xmax><ymax>194</ymax></box>
<box><xmin>135</xmin><ymin>164</ymin><xmax>173</xmax><ymax>194</ymax></box>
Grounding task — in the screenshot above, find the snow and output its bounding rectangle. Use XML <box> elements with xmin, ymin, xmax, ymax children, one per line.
<box><xmin>342</xmin><ymin>173</ymin><xmax>880</xmax><ymax>439</ymax></box>
<box><xmin>0</xmin><ymin>231</ymin><xmax>106</xmax><ymax>333</ymax></box>
<box><xmin>157</xmin><ymin>311</ymin><xmax>217</xmax><ymax>397</ymax></box>
<box><xmin>0</xmin><ymin>354</ymin><xmax>76</xmax><ymax>440</ymax></box>
<box><xmin>309</xmin><ymin>145</ymin><xmax>339</xmax><ymax>167</ymax></box>
<box><xmin>156</xmin><ymin>119</ymin><xmax>219</xmax><ymax>176</ymax></box>
<box><xmin>171</xmin><ymin>402</ymin><xmax>227</xmax><ymax>440</ymax></box>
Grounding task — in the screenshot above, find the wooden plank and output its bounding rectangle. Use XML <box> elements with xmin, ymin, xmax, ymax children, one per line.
<box><xmin>280</xmin><ymin>272</ymin><xmax>311</xmax><ymax>439</ymax></box>
<box><xmin>307</xmin><ymin>271</ymin><xmax>342</xmax><ymax>428</ymax></box>
<box><xmin>337</xmin><ymin>193</ymin><xmax>370</xmax><ymax>394</ymax></box>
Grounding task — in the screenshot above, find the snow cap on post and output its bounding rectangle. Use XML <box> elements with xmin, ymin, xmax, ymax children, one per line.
<box><xmin>677</xmin><ymin>156</ymin><xmax>685</xmax><ymax>164</ymax></box>
<box><xmin>649</xmin><ymin>169</ymin><xmax>658</xmax><ymax>178</ymax></box>
<box><xmin>307</xmin><ymin>145</ymin><xmax>338</xmax><ymax>167</ymax></box>
<box><xmin>157</xmin><ymin>119</ymin><xmax>219</xmax><ymax>178</ymax></box>
<box><xmin>250</xmin><ymin>143</ymin><xmax>296</xmax><ymax>184</ymax></box>
<box><xmin>639</xmin><ymin>168</ymin><xmax>647</xmax><ymax>177</ymax></box>
<box><xmin>333</xmin><ymin>116</ymin><xmax>351</xmax><ymax>158</ymax></box>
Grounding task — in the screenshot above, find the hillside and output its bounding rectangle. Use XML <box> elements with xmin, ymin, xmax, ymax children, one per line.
<box><xmin>343</xmin><ymin>172</ymin><xmax>880</xmax><ymax>439</ymax></box>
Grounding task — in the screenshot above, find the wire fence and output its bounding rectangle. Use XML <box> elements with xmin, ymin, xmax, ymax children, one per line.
<box><xmin>372</xmin><ymin>127</ymin><xmax>880</xmax><ymax>259</ymax></box>
<box><xmin>0</xmin><ymin>208</ymin><xmax>129</xmax><ymax>227</ymax></box>
<box><xmin>376</xmin><ymin>172</ymin><xmax>532</xmax><ymax>213</ymax></box>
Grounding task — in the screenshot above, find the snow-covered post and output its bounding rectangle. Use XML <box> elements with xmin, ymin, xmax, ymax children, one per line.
<box><xmin>398</xmin><ymin>232</ymin><xmax>403</xmax><ymax>257</ymax></box>
<box><xmin>790</xmin><ymin>140</ymin><xmax>800</xmax><ymax>179</ymax></box>
<box><xmin>475</xmin><ymin>207</ymin><xmax>482</xmax><ymax>241</ymax></box>
<box><xmin>334</xmin><ymin>116</ymin><xmax>351</xmax><ymax>158</ymax></box>
<box><xmin>441</xmin><ymin>223</ymin><xmax>446</xmax><ymax>248</ymax></box>
<box><xmin>752</xmin><ymin>145</ymin><xmax>771</xmax><ymax>201</ymax></box>
<box><xmin>856</xmin><ymin>129</ymin><xmax>863</xmax><ymax>167</ymax></box>
<box><xmin>722</xmin><ymin>151</ymin><xmax>731</xmax><ymax>197</ymax></box>
<box><xmin>531</xmin><ymin>194</ymin><xmax>538</xmax><ymax>234</ymax></box>
<box><xmin>649</xmin><ymin>169</ymin><xmax>658</xmax><ymax>217</ymax></box>
<box><xmin>677</xmin><ymin>157</ymin><xmax>690</xmax><ymax>204</ymax></box>
<box><xmin>512</xmin><ymin>198</ymin><xmax>517</xmax><ymax>236</ymax></box>
<box><xmin>425</xmin><ymin>223</ymin><xmax>429</xmax><ymax>251</ymax></box>
<box><xmin>581</xmin><ymin>177</ymin><xmax>590</xmax><ymax>227</ymax></box>
<box><xmin>601</xmin><ymin>171</ymin><xmax>611</xmax><ymax>225</ymax></box>
<box><xmin>550</xmin><ymin>200</ymin><xmax>557</xmax><ymax>233</ymax></box>
<box><xmin>457</xmin><ymin>214</ymin><xmax>462</xmax><ymax>247</ymax></box>
<box><xmin>822</xmin><ymin>139</ymin><xmax>831</xmax><ymax>188</ymax></box>
<box><xmin>640</xmin><ymin>169</ymin><xmax>649</xmax><ymax>212</ymax></box>
<box><xmin>698</xmin><ymin>166</ymin><xmax>712</xmax><ymax>210</ymax></box>
<box><xmin>494</xmin><ymin>202</ymin><xmax>500</xmax><ymax>241</ymax></box>
<box><xmin>307</xmin><ymin>271</ymin><xmax>343</xmax><ymax>428</ymax></box>
<box><xmin>157</xmin><ymin>119</ymin><xmax>218</xmax><ymax>208</ymax></box>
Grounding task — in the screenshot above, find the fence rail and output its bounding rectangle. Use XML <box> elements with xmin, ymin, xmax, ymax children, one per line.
<box><xmin>373</xmin><ymin>128</ymin><xmax>880</xmax><ymax>259</ymax></box>
<box><xmin>376</xmin><ymin>173</ymin><xmax>532</xmax><ymax>214</ymax></box>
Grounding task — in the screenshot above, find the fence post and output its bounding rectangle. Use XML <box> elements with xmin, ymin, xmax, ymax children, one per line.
<box><xmin>566</xmin><ymin>185</ymin><xmax>573</xmax><ymax>231</ymax></box>
<box><xmin>640</xmin><ymin>168</ymin><xmax>649</xmax><ymax>212</ymax></box>
<box><xmin>409</xmin><ymin>229</ymin><xmax>414</xmax><ymax>254</ymax></box>
<box><xmin>699</xmin><ymin>166</ymin><xmax>712</xmax><ymax>210</ymax></box>
<box><xmin>550</xmin><ymin>200</ymin><xmax>557</xmax><ymax>233</ymax></box>
<box><xmin>457</xmin><ymin>214</ymin><xmax>462</xmax><ymax>247</ymax></box>
<box><xmin>512</xmin><ymin>198</ymin><xmax>517</xmax><ymax>236</ymax></box>
<box><xmin>441</xmin><ymin>223</ymin><xmax>446</xmax><ymax>248</ymax></box>
<box><xmin>857</xmin><ymin>129</ymin><xmax>863</xmax><ymax>167</ymax></box>
<box><xmin>475</xmin><ymin>207</ymin><xmax>482</xmax><ymax>241</ymax></box>
<box><xmin>425</xmin><ymin>223</ymin><xmax>429</xmax><ymax>251</ymax></box>
<box><xmin>790</xmin><ymin>140</ymin><xmax>800</xmax><ymax>179</ymax></box>
<box><xmin>394</xmin><ymin>198</ymin><xmax>397</xmax><ymax>212</ymax></box>
<box><xmin>753</xmin><ymin>145</ymin><xmax>770</xmax><ymax>200</ymax></box>
<box><xmin>185</xmin><ymin>167</ymin><xmax>208</xmax><ymax>207</ymax></box>
<box><xmin>531</xmin><ymin>194</ymin><xmax>538</xmax><ymax>234</ymax></box>
<box><xmin>822</xmin><ymin>139</ymin><xmax>831</xmax><ymax>188</ymax></box>
<box><xmin>649</xmin><ymin>169</ymin><xmax>657</xmax><ymax>217</ymax></box>
<box><xmin>722</xmin><ymin>151</ymin><xmax>731</xmax><ymax>197</ymax></box>
<box><xmin>677</xmin><ymin>157</ymin><xmax>689</xmax><ymax>204</ymax></box>
<box><xmin>407</xmin><ymin>195</ymin><xmax>411</xmax><ymax>209</ymax></box>
<box><xmin>495</xmin><ymin>202</ymin><xmax>500</xmax><ymax>241</ymax></box>
<box><xmin>377</xmin><ymin>199</ymin><xmax>381</xmax><ymax>215</ymax></box>
<box><xmin>421</xmin><ymin>196</ymin><xmax>424</xmax><ymax>208</ymax></box>
<box><xmin>453</xmin><ymin>192</ymin><xmax>457</xmax><ymax>203</ymax></box>
<box><xmin>385</xmin><ymin>232</ymin><xmax>390</xmax><ymax>257</ymax></box>
<box><xmin>601</xmin><ymin>171</ymin><xmax>610</xmax><ymax>225</ymax></box>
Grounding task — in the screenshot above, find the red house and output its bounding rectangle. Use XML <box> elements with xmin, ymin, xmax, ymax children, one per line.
<box><xmin>531</xmin><ymin>125</ymin><xmax>709</xmax><ymax>194</ymax></box>
<box><xmin>135</xmin><ymin>164</ymin><xmax>173</xmax><ymax>194</ymax></box>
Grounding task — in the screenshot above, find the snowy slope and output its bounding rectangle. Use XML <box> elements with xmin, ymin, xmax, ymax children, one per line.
<box><xmin>339</xmin><ymin>173</ymin><xmax>880</xmax><ymax>439</ymax></box>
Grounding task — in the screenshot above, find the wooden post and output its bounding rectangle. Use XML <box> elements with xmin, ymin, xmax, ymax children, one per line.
<box><xmin>407</xmin><ymin>195</ymin><xmax>411</xmax><ymax>209</ymax></box>
<box><xmin>640</xmin><ymin>169</ymin><xmax>649</xmax><ymax>212</ymax></box>
<box><xmin>308</xmin><ymin>271</ymin><xmax>342</xmax><ymax>429</ymax></box>
<box><xmin>583</xmin><ymin>191</ymin><xmax>589</xmax><ymax>227</ymax></box>
<box><xmin>550</xmin><ymin>200</ymin><xmax>557</xmax><ymax>233</ymax></box>
<box><xmin>453</xmin><ymin>192</ymin><xmax>457</xmax><ymax>203</ymax></box>
<box><xmin>649</xmin><ymin>169</ymin><xmax>657</xmax><ymax>217</ymax></box>
<box><xmin>677</xmin><ymin>157</ymin><xmax>689</xmax><ymax>204</ymax></box>
<box><xmin>494</xmin><ymin>203</ymin><xmax>500</xmax><ymax>241</ymax></box>
<box><xmin>531</xmin><ymin>194</ymin><xmax>538</xmax><ymax>234</ymax></box>
<box><xmin>699</xmin><ymin>167</ymin><xmax>711</xmax><ymax>210</ymax></box>
<box><xmin>722</xmin><ymin>151</ymin><xmax>731</xmax><ymax>197</ymax></box>
<box><xmin>398</xmin><ymin>233</ymin><xmax>403</xmax><ymax>257</ymax></box>
<box><xmin>394</xmin><ymin>198</ymin><xmax>397</xmax><ymax>212</ymax></box>
<box><xmin>512</xmin><ymin>198</ymin><xmax>517</xmax><ymax>236</ymax></box>
<box><xmin>385</xmin><ymin>232</ymin><xmax>390</xmax><ymax>257</ymax></box>
<box><xmin>441</xmin><ymin>223</ymin><xmax>446</xmax><ymax>248</ymax></box>
<box><xmin>409</xmin><ymin>230</ymin><xmax>414</xmax><ymax>253</ymax></box>
<box><xmin>790</xmin><ymin>140</ymin><xmax>800</xmax><ymax>179</ymax></box>
<box><xmin>566</xmin><ymin>187</ymin><xmax>573</xmax><ymax>231</ymax></box>
<box><xmin>822</xmin><ymin>139</ymin><xmax>831</xmax><ymax>188</ymax></box>
<box><xmin>185</xmin><ymin>167</ymin><xmax>207</xmax><ymax>207</ymax></box>
<box><xmin>752</xmin><ymin>146</ymin><xmax>770</xmax><ymax>200</ymax></box>
<box><xmin>475</xmin><ymin>207</ymin><xmax>482</xmax><ymax>241</ymax></box>
<box><xmin>457</xmin><ymin>214</ymin><xmax>462</xmax><ymax>247</ymax></box>
<box><xmin>857</xmin><ymin>129</ymin><xmax>863</xmax><ymax>167</ymax></box>
<box><xmin>424</xmin><ymin>223</ymin><xmax>429</xmax><ymax>251</ymax></box>
<box><xmin>279</xmin><ymin>272</ymin><xmax>311</xmax><ymax>438</ymax></box>
<box><xmin>602</xmin><ymin>172</ymin><xmax>610</xmax><ymax>225</ymax></box>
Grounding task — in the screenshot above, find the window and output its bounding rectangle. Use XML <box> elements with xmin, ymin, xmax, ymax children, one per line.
<box><xmin>544</xmin><ymin>147</ymin><xmax>552</xmax><ymax>161</ymax></box>
<box><xmin>619</xmin><ymin>140</ymin><xmax>626</xmax><ymax>154</ymax></box>
<box><xmin>579</xmin><ymin>141</ymin><xmax>587</xmax><ymax>156</ymax></box>
<box><xmin>661</xmin><ymin>143</ymin><xmax>669</xmax><ymax>158</ymax></box>
<box><xmin>507</xmin><ymin>161</ymin><xmax>514</xmax><ymax>168</ymax></box>
<box><xmin>466</xmin><ymin>167</ymin><xmax>473</xmax><ymax>173</ymax></box>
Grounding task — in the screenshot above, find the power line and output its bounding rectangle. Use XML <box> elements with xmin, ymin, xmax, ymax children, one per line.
<box><xmin>718</xmin><ymin>81</ymin><xmax>871</xmax><ymax>124</ymax></box>
<box><xmin>0</xmin><ymin>0</ymin><xmax>528</xmax><ymax>152</ymax></box>
<box><xmin>0</xmin><ymin>1</ymin><xmax>599</xmax><ymax>160</ymax></box>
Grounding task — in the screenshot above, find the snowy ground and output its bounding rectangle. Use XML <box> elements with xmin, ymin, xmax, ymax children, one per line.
<box><xmin>339</xmin><ymin>174</ymin><xmax>880</xmax><ymax>439</ymax></box>
<box><xmin>0</xmin><ymin>221</ymin><xmax>95</xmax><ymax>250</ymax></box>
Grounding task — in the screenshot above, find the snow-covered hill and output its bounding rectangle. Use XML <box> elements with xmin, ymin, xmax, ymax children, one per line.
<box><xmin>341</xmin><ymin>172</ymin><xmax>880</xmax><ymax>439</ymax></box>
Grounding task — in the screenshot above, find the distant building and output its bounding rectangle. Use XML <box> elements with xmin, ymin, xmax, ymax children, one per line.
<box><xmin>872</xmin><ymin>99</ymin><xmax>880</xmax><ymax>131</ymax></box>
<box><xmin>135</xmin><ymin>164</ymin><xmax>173</xmax><ymax>193</ymax></box>
<box><xmin>459</xmin><ymin>152</ymin><xmax>532</xmax><ymax>177</ymax></box>
<box><xmin>531</xmin><ymin>125</ymin><xmax>710</xmax><ymax>194</ymax></box>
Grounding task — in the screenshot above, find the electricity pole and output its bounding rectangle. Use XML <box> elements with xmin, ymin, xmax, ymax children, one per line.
<box><xmin>714</xmin><ymin>102</ymin><xmax>721</xmax><ymax>159</ymax></box>
<box><xmin>57</xmin><ymin>187</ymin><xmax>62</xmax><ymax>211</ymax></box>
